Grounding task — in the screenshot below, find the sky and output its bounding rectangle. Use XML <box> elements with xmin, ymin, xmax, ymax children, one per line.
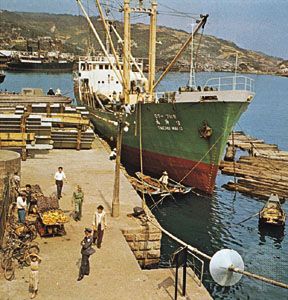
<box><xmin>0</xmin><ymin>0</ymin><xmax>287</xmax><ymax>59</ymax></box>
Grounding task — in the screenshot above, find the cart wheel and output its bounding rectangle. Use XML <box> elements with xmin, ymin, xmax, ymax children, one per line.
<box><xmin>4</xmin><ymin>259</ymin><xmax>15</xmax><ymax>281</ymax></box>
<box><xmin>1</xmin><ymin>257</ymin><xmax>9</xmax><ymax>270</ymax></box>
<box><xmin>1</xmin><ymin>249</ymin><xmax>13</xmax><ymax>269</ymax></box>
<box><xmin>29</xmin><ymin>227</ymin><xmax>38</xmax><ymax>241</ymax></box>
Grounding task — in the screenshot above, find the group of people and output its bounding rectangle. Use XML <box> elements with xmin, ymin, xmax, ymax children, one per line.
<box><xmin>46</xmin><ymin>88</ymin><xmax>62</xmax><ymax>96</ymax></box>
<box><xmin>11</xmin><ymin>166</ymin><xmax>108</xmax><ymax>297</ymax></box>
<box><xmin>14</xmin><ymin>181</ymin><xmax>34</xmax><ymax>224</ymax></box>
<box><xmin>53</xmin><ymin>166</ymin><xmax>107</xmax><ymax>281</ymax></box>
<box><xmin>78</xmin><ymin>205</ymin><xmax>107</xmax><ymax>281</ymax></box>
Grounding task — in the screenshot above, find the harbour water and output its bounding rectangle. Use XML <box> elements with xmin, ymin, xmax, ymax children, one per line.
<box><xmin>1</xmin><ymin>71</ymin><xmax>288</xmax><ymax>299</ymax></box>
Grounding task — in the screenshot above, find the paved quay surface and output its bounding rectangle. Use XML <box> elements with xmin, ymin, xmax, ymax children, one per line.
<box><xmin>0</xmin><ymin>138</ymin><xmax>212</xmax><ymax>300</ymax></box>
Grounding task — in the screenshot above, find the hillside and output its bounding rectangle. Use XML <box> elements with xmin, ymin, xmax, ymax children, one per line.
<box><xmin>0</xmin><ymin>10</ymin><xmax>284</xmax><ymax>73</ymax></box>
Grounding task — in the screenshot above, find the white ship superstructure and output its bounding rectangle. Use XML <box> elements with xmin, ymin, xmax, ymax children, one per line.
<box><xmin>75</xmin><ymin>54</ymin><xmax>145</xmax><ymax>101</ymax></box>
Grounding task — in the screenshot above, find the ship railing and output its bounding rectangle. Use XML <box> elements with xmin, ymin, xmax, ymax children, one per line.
<box><xmin>169</xmin><ymin>246</ymin><xmax>204</xmax><ymax>299</ymax></box>
<box><xmin>78</xmin><ymin>55</ymin><xmax>143</xmax><ymax>64</ymax></box>
<box><xmin>204</xmin><ymin>75</ymin><xmax>255</xmax><ymax>92</ymax></box>
<box><xmin>78</xmin><ymin>55</ymin><xmax>120</xmax><ymax>62</ymax></box>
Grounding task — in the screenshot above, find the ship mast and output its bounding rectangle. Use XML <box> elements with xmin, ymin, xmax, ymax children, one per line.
<box><xmin>95</xmin><ymin>0</ymin><xmax>123</xmax><ymax>80</ymax></box>
<box><xmin>76</xmin><ymin>0</ymin><xmax>124</xmax><ymax>85</ymax></box>
<box><xmin>148</xmin><ymin>0</ymin><xmax>157</xmax><ymax>101</ymax></box>
<box><xmin>123</xmin><ymin>0</ymin><xmax>131</xmax><ymax>104</ymax></box>
<box><xmin>188</xmin><ymin>23</ymin><xmax>196</xmax><ymax>89</ymax></box>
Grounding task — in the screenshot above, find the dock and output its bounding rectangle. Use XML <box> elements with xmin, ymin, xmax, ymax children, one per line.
<box><xmin>220</xmin><ymin>131</ymin><xmax>288</xmax><ymax>200</ymax></box>
<box><xmin>0</xmin><ymin>136</ymin><xmax>211</xmax><ymax>300</ymax></box>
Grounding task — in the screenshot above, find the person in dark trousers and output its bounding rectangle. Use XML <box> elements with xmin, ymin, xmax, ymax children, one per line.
<box><xmin>17</xmin><ymin>193</ymin><xmax>27</xmax><ymax>223</ymax></box>
<box><xmin>24</xmin><ymin>184</ymin><xmax>33</xmax><ymax>214</ymax></box>
<box><xmin>92</xmin><ymin>205</ymin><xmax>107</xmax><ymax>248</ymax></box>
<box><xmin>54</xmin><ymin>167</ymin><xmax>66</xmax><ymax>199</ymax></box>
<box><xmin>78</xmin><ymin>228</ymin><xmax>95</xmax><ymax>281</ymax></box>
<box><xmin>47</xmin><ymin>88</ymin><xmax>55</xmax><ymax>95</ymax></box>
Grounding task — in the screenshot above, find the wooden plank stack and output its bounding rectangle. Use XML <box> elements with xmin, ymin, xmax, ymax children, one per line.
<box><xmin>0</xmin><ymin>104</ymin><xmax>95</xmax><ymax>159</ymax></box>
<box><xmin>220</xmin><ymin>131</ymin><xmax>288</xmax><ymax>200</ymax></box>
<box><xmin>0</xmin><ymin>92</ymin><xmax>71</xmax><ymax>107</ymax></box>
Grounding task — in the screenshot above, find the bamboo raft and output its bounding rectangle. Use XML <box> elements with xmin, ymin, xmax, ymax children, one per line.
<box><xmin>220</xmin><ymin>131</ymin><xmax>288</xmax><ymax>200</ymax></box>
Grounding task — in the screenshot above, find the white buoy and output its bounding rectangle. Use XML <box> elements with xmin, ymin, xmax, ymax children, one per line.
<box><xmin>209</xmin><ymin>249</ymin><xmax>244</xmax><ymax>286</ymax></box>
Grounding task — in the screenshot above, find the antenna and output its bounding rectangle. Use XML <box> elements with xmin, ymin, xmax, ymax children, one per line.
<box><xmin>233</xmin><ymin>52</ymin><xmax>239</xmax><ymax>90</ymax></box>
<box><xmin>188</xmin><ymin>23</ymin><xmax>197</xmax><ymax>89</ymax></box>
<box><xmin>105</xmin><ymin>0</ymin><xmax>111</xmax><ymax>16</ymax></box>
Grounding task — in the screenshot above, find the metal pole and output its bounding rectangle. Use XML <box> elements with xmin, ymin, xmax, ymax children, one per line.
<box><xmin>233</xmin><ymin>52</ymin><xmax>238</xmax><ymax>90</ymax></box>
<box><xmin>110</xmin><ymin>24</ymin><xmax>146</xmax><ymax>80</ymax></box>
<box><xmin>182</xmin><ymin>247</ymin><xmax>188</xmax><ymax>296</ymax></box>
<box><xmin>148</xmin><ymin>0</ymin><xmax>157</xmax><ymax>101</ymax></box>
<box><xmin>174</xmin><ymin>253</ymin><xmax>179</xmax><ymax>300</ymax></box>
<box><xmin>188</xmin><ymin>23</ymin><xmax>196</xmax><ymax>89</ymax></box>
<box><xmin>112</xmin><ymin>116</ymin><xmax>122</xmax><ymax>217</ymax></box>
<box><xmin>123</xmin><ymin>0</ymin><xmax>131</xmax><ymax>104</ymax></box>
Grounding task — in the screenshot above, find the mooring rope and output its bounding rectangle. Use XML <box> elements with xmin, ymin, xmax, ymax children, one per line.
<box><xmin>146</xmin><ymin>216</ymin><xmax>288</xmax><ymax>289</ymax></box>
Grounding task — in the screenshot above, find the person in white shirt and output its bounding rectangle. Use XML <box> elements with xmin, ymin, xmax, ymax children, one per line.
<box><xmin>159</xmin><ymin>171</ymin><xmax>169</xmax><ymax>187</ymax></box>
<box><xmin>17</xmin><ymin>193</ymin><xmax>27</xmax><ymax>223</ymax></box>
<box><xmin>92</xmin><ymin>205</ymin><xmax>107</xmax><ymax>248</ymax></box>
<box><xmin>54</xmin><ymin>167</ymin><xmax>66</xmax><ymax>199</ymax></box>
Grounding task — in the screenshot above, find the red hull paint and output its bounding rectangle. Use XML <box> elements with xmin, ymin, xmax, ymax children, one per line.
<box><xmin>122</xmin><ymin>145</ymin><xmax>219</xmax><ymax>194</ymax></box>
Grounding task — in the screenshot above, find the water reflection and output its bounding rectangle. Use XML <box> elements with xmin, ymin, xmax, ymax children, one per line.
<box><xmin>258</xmin><ymin>224</ymin><xmax>285</xmax><ymax>249</ymax></box>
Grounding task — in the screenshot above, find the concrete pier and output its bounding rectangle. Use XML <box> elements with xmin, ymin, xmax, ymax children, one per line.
<box><xmin>0</xmin><ymin>138</ymin><xmax>211</xmax><ymax>300</ymax></box>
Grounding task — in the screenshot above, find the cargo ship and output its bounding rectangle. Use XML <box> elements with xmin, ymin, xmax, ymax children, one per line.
<box><xmin>74</xmin><ymin>0</ymin><xmax>255</xmax><ymax>194</ymax></box>
<box><xmin>7</xmin><ymin>55</ymin><xmax>74</xmax><ymax>72</ymax></box>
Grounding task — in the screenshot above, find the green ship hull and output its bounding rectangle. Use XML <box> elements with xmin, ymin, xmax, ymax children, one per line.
<box><xmin>88</xmin><ymin>99</ymin><xmax>250</xmax><ymax>194</ymax></box>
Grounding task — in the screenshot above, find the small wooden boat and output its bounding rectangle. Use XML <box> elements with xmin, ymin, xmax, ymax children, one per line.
<box><xmin>136</xmin><ymin>172</ymin><xmax>192</xmax><ymax>195</ymax></box>
<box><xmin>259</xmin><ymin>194</ymin><xmax>286</xmax><ymax>226</ymax></box>
<box><xmin>129</xmin><ymin>176</ymin><xmax>161</xmax><ymax>195</ymax></box>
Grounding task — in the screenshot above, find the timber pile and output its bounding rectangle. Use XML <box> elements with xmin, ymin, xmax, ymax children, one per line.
<box><xmin>226</xmin><ymin>131</ymin><xmax>279</xmax><ymax>154</ymax></box>
<box><xmin>0</xmin><ymin>104</ymin><xmax>95</xmax><ymax>158</ymax></box>
<box><xmin>220</xmin><ymin>132</ymin><xmax>288</xmax><ymax>200</ymax></box>
<box><xmin>0</xmin><ymin>91</ymin><xmax>71</xmax><ymax>107</ymax></box>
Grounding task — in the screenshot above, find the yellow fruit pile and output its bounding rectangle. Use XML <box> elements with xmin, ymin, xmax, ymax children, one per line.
<box><xmin>42</xmin><ymin>210</ymin><xmax>69</xmax><ymax>225</ymax></box>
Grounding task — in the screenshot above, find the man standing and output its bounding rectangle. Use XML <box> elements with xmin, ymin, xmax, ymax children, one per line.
<box><xmin>24</xmin><ymin>184</ymin><xmax>33</xmax><ymax>214</ymax></box>
<box><xmin>54</xmin><ymin>167</ymin><xmax>66</xmax><ymax>199</ymax></box>
<box><xmin>78</xmin><ymin>228</ymin><xmax>95</xmax><ymax>281</ymax></box>
<box><xmin>92</xmin><ymin>205</ymin><xmax>107</xmax><ymax>248</ymax></box>
<box><xmin>17</xmin><ymin>193</ymin><xmax>27</xmax><ymax>223</ymax></box>
<box><xmin>72</xmin><ymin>185</ymin><xmax>84</xmax><ymax>221</ymax></box>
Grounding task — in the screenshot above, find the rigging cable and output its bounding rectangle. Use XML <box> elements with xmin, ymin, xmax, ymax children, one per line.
<box><xmin>178</xmin><ymin>131</ymin><xmax>226</xmax><ymax>184</ymax></box>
